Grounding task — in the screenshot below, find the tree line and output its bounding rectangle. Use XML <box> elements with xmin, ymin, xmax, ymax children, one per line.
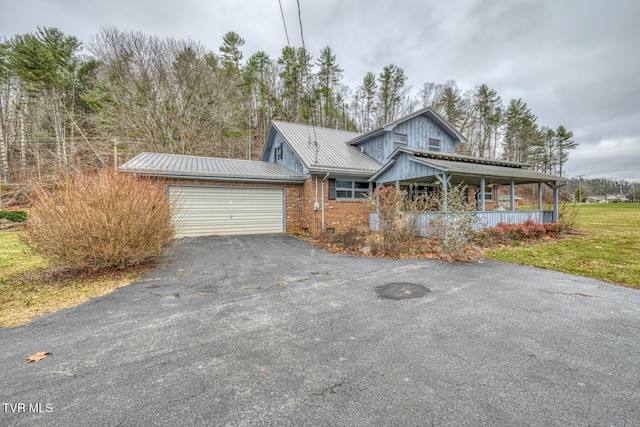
<box><xmin>0</xmin><ymin>27</ymin><xmax>579</xmax><ymax>183</ymax></box>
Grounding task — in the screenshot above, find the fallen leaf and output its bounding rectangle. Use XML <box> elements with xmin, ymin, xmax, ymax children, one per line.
<box><xmin>26</xmin><ymin>351</ymin><xmax>51</xmax><ymax>363</ymax></box>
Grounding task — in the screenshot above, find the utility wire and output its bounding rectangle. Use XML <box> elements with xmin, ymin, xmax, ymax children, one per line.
<box><xmin>278</xmin><ymin>0</ymin><xmax>291</xmax><ymax>47</ymax></box>
<box><xmin>295</xmin><ymin>0</ymin><xmax>319</xmax><ymax>164</ymax></box>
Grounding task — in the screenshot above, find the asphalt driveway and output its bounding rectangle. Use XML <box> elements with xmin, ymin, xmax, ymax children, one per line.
<box><xmin>1</xmin><ymin>234</ymin><xmax>639</xmax><ymax>426</ymax></box>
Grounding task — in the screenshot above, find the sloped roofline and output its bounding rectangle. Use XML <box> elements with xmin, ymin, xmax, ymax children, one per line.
<box><xmin>348</xmin><ymin>107</ymin><xmax>468</xmax><ymax>146</ymax></box>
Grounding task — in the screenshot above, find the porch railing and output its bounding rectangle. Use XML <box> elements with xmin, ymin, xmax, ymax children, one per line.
<box><xmin>370</xmin><ymin>210</ymin><xmax>554</xmax><ymax>233</ymax></box>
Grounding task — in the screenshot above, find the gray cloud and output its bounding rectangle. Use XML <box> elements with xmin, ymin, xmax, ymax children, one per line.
<box><xmin>2</xmin><ymin>0</ymin><xmax>639</xmax><ymax>181</ymax></box>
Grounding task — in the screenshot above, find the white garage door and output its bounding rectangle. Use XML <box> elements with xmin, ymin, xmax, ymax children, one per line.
<box><xmin>168</xmin><ymin>185</ymin><xmax>285</xmax><ymax>237</ymax></box>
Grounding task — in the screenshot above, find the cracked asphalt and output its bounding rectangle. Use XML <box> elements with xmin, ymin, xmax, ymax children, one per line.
<box><xmin>1</xmin><ymin>234</ymin><xmax>639</xmax><ymax>426</ymax></box>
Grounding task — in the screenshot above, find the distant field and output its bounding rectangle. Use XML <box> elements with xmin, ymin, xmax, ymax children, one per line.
<box><xmin>487</xmin><ymin>203</ymin><xmax>640</xmax><ymax>288</ymax></box>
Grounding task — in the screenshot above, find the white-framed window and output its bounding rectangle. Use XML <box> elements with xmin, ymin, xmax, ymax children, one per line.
<box><xmin>393</xmin><ymin>132</ymin><xmax>408</xmax><ymax>146</ymax></box>
<box><xmin>275</xmin><ymin>145</ymin><xmax>283</xmax><ymax>162</ymax></box>
<box><xmin>329</xmin><ymin>179</ymin><xmax>369</xmax><ymax>200</ymax></box>
<box><xmin>428</xmin><ymin>138</ymin><xmax>441</xmax><ymax>152</ymax></box>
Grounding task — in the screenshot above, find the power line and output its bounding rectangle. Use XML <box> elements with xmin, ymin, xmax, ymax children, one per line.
<box><xmin>294</xmin><ymin>0</ymin><xmax>319</xmax><ymax>163</ymax></box>
<box><xmin>278</xmin><ymin>0</ymin><xmax>291</xmax><ymax>47</ymax></box>
<box><xmin>296</xmin><ymin>0</ymin><xmax>306</xmax><ymax>51</ymax></box>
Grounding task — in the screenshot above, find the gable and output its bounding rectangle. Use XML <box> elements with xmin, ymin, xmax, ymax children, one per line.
<box><xmin>348</xmin><ymin>107</ymin><xmax>466</xmax><ymax>164</ymax></box>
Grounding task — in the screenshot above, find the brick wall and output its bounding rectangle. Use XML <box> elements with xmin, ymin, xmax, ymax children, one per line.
<box><xmin>301</xmin><ymin>178</ymin><xmax>371</xmax><ymax>235</ymax></box>
<box><xmin>156</xmin><ymin>178</ymin><xmax>304</xmax><ymax>233</ymax></box>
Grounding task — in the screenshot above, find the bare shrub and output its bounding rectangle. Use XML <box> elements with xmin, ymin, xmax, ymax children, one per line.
<box><xmin>558</xmin><ymin>202</ymin><xmax>578</xmax><ymax>230</ymax></box>
<box><xmin>439</xmin><ymin>185</ymin><xmax>477</xmax><ymax>255</ymax></box>
<box><xmin>21</xmin><ymin>169</ymin><xmax>175</xmax><ymax>270</ymax></box>
<box><xmin>368</xmin><ymin>183</ymin><xmax>478</xmax><ymax>260</ymax></box>
<box><xmin>318</xmin><ymin>227</ymin><xmax>367</xmax><ymax>252</ymax></box>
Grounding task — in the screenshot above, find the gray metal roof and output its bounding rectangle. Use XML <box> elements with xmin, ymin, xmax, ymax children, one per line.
<box><xmin>411</xmin><ymin>156</ymin><xmax>566</xmax><ymax>183</ymax></box>
<box><xmin>119</xmin><ymin>152</ymin><xmax>306</xmax><ymax>183</ymax></box>
<box><xmin>271</xmin><ymin>121</ymin><xmax>382</xmax><ymax>175</ymax></box>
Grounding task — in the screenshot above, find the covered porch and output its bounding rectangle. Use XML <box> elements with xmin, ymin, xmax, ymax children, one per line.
<box><xmin>369</xmin><ymin>148</ymin><xmax>566</xmax><ymax>232</ymax></box>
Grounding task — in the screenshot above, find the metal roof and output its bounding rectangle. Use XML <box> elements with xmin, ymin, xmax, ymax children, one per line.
<box><xmin>410</xmin><ymin>157</ymin><xmax>566</xmax><ymax>183</ymax></box>
<box><xmin>119</xmin><ymin>152</ymin><xmax>306</xmax><ymax>183</ymax></box>
<box><xmin>270</xmin><ymin>121</ymin><xmax>382</xmax><ymax>175</ymax></box>
<box><xmin>403</xmin><ymin>147</ymin><xmax>527</xmax><ymax>168</ymax></box>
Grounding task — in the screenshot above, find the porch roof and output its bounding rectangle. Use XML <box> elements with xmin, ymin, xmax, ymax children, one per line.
<box><xmin>370</xmin><ymin>148</ymin><xmax>567</xmax><ymax>186</ymax></box>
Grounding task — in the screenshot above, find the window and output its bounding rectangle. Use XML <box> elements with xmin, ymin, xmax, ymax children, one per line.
<box><xmin>275</xmin><ymin>145</ymin><xmax>283</xmax><ymax>162</ymax></box>
<box><xmin>329</xmin><ymin>179</ymin><xmax>369</xmax><ymax>200</ymax></box>
<box><xmin>393</xmin><ymin>133</ymin><xmax>408</xmax><ymax>146</ymax></box>
<box><xmin>428</xmin><ymin>138</ymin><xmax>441</xmax><ymax>152</ymax></box>
<box><xmin>483</xmin><ymin>187</ymin><xmax>494</xmax><ymax>201</ymax></box>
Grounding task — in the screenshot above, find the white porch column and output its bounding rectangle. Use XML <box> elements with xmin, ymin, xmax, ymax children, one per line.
<box><xmin>480</xmin><ymin>177</ymin><xmax>486</xmax><ymax>211</ymax></box>
<box><xmin>552</xmin><ymin>183</ymin><xmax>559</xmax><ymax>221</ymax></box>
<box><xmin>538</xmin><ymin>182</ymin><xmax>543</xmax><ymax>210</ymax></box>
<box><xmin>510</xmin><ymin>179</ymin><xmax>515</xmax><ymax>211</ymax></box>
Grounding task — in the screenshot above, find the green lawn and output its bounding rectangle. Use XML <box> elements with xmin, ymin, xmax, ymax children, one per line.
<box><xmin>487</xmin><ymin>204</ymin><xmax>640</xmax><ymax>288</ymax></box>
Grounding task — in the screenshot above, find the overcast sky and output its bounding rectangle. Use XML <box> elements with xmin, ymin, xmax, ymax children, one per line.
<box><xmin>2</xmin><ymin>0</ymin><xmax>639</xmax><ymax>182</ymax></box>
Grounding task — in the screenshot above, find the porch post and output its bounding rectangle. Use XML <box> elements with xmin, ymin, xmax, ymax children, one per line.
<box><xmin>552</xmin><ymin>183</ymin><xmax>559</xmax><ymax>221</ymax></box>
<box><xmin>436</xmin><ymin>174</ymin><xmax>449</xmax><ymax>211</ymax></box>
<box><xmin>510</xmin><ymin>179</ymin><xmax>515</xmax><ymax>211</ymax></box>
<box><xmin>480</xmin><ymin>177</ymin><xmax>486</xmax><ymax>211</ymax></box>
<box><xmin>538</xmin><ymin>182</ymin><xmax>543</xmax><ymax>210</ymax></box>
<box><xmin>395</xmin><ymin>180</ymin><xmax>400</xmax><ymax>190</ymax></box>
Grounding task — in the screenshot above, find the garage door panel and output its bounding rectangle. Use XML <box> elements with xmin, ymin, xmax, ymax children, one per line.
<box><xmin>168</xmin><ymin>186</ymin><xmax>284</xmax><ymax>237</ymax></box>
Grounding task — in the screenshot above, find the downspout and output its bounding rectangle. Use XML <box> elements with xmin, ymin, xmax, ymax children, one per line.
<box><xmin>314</xmin><ymin>176</ymin><xmax>319</xmax><ymax>232</ymax></box>
<box><xmin>321</xmin><ymin>172</ymin><xmax>330</xmax><ymax>231</ymax></box>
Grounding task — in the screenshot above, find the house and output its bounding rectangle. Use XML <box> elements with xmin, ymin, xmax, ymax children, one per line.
<box><xmin>585</xmin><ymin>195</ymin><xmax>630</xmax><ymax>203</ymax></box>
<box><xmin>497</xmin><ymin>194</ymin><xmax>523</xmax><ymax>209</ymax></box>
<box><xmin>120</xmin><ymin>107</ymin><xmax>566</xmax><ymax>237</ymax></box>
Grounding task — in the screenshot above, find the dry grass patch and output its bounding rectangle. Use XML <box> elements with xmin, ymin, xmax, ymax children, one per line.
<box><xmin>1</xmin><ymin>240</ymin><xmax>153</xmax><ymax>327</ymax></box>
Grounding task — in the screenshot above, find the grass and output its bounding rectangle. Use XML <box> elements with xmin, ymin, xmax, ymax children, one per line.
<box><xmin>0</xmin><ymin>232</ymin><xmax>152</xmax><ymax>328</ymax></box>
<box><xmin>487</xmin><ymin>204</ymin><xmax>640</xmax><ymax>288</ymax></box>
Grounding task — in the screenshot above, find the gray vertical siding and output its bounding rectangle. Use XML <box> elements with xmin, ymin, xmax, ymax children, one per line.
<box><xmin>375</xmin><ymin>153</ymin><xmax>443</xmax><ymax>183</ymax></box>
<box><xmin>393</xmin><ymin>116</ymin><xmax>457</xmax><ymax>153</ymax></box>
<box><xmin>269</xmin><ymin>134</ymin><xmax>307</xmax><ymax>177</ymax></box>
<box><xmin>358</xmin><ymin>133</ymin><xmax>392</xmax><ymax>164</ymax></box>
<box><xmin>359</xmin><ymin>115</ymin><xmax>458</xmax><ymax>165</ymax></box>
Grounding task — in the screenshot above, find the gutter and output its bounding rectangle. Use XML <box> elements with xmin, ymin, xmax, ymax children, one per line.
<box><xmin>118</xmin><ymin>170</ymin><xmax>306</xmax><ymax>184</ymax></box>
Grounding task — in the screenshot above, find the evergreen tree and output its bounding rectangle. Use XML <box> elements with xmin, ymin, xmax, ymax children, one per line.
<box><xmin>555</xmin><ymin>125</ymin><xmax>576</xmax><ymax>177</ymax></box>
<box><xmin>377</xmin><ymin>64</ymin><xmax>407</xmax><ymax>125</ymax></box>
<box><xmin>219</xmin><ymin>31</ymin><xmax>245</xmax><ymax>72</ymax></box>
<box><xmin>315</xmin><ymin>46</ymin><xmax>343</xmax><ymax>127</ymax></box>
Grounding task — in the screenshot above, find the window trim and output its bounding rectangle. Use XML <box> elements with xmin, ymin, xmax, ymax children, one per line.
<box><xmin>483</xmin><ymin>187</ymin><xmax>495</xmax><ymax>201</ymax></box>
<box><xmin>393</xmin><ymin>132</ymin><xmax>408</xmax><ymax>146</ymax></box>
<box><xmin>428</xmin><ymin>138</ymin><xmax>441</xmax><ymax>152</ymax></box>
<box><xmin>275</xmin><ymin>145</ymin><xmax>283</xmax><ymax>162</ymax></box>
<box><xmin>330</xmin><ymin>178</ymin><xmax>369</xmax><ymax>200</ymax></box>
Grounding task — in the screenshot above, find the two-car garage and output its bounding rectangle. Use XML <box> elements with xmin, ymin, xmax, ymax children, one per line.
<box><xmin>168</xmin><ymin>185</ymin><xmax>285</xmax><ymax>238</ymax></box>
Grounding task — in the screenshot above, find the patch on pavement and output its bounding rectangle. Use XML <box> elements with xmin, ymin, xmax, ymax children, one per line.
<box><xmin>375</xmin><ymin>282</ymin><xmax>430</xmax><ymax>300</ymax></box>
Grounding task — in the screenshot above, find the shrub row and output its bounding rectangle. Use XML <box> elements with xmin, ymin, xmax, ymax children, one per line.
<box><xmin>476</xmin><ymin>220</ymin><xmax>565</xmax><ymax>246</ymax></box>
